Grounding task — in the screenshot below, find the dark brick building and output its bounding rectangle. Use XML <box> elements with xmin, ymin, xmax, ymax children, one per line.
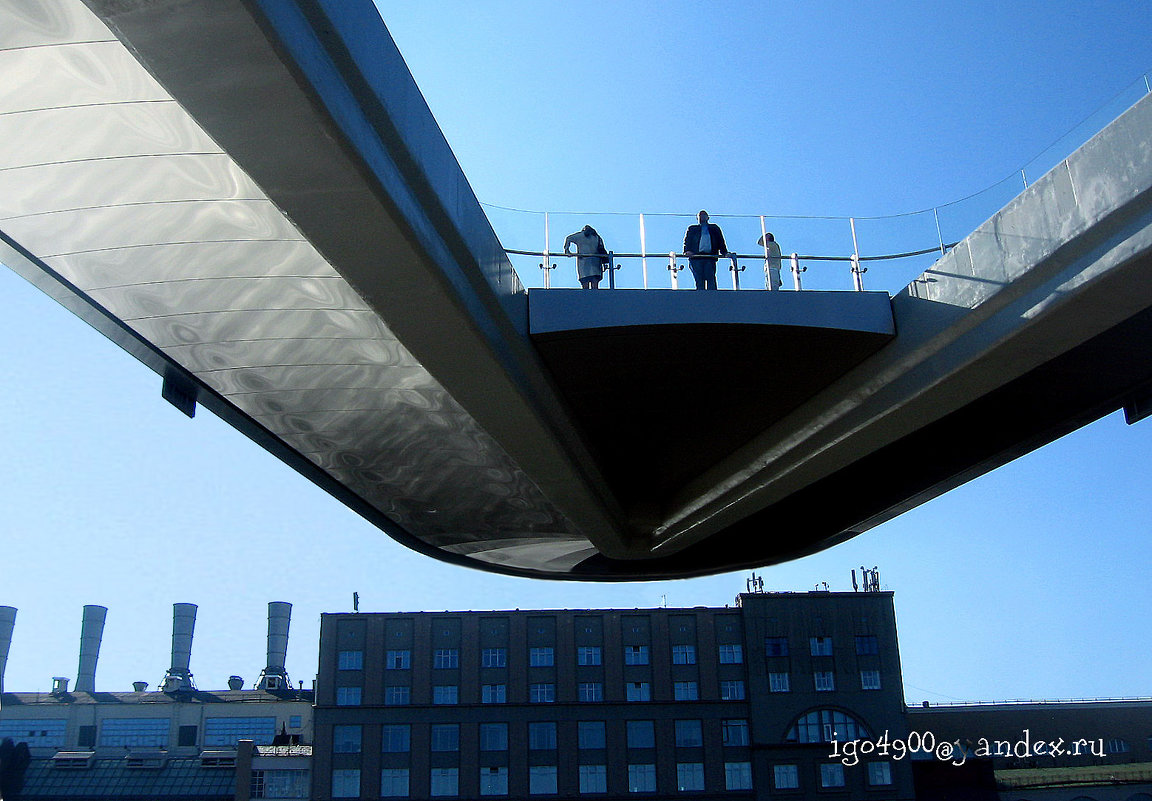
<box><xmin>313</xmin><ymin>590</ymin><xmax>915</xmax><ymax>800</ymax></box>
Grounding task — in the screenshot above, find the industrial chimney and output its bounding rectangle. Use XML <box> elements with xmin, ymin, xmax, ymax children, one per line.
<box><xmin>0</xmin><ymin>606</ymin><xmax>15</xmax><ymax>698</ymax></box>
<box><xmin>256</xmin><ymin>602</ymin><xmax>291</xmax><ymax>691</ymax></box>
<box><xmin>75</xmin><ymin>605</ymin><xmax>107</xmax><ymax>694</ymax></box>
<box><xmin>161</xmin><ymin>603</ymin><xmax>197</xmax><ymax>692</ymax></box>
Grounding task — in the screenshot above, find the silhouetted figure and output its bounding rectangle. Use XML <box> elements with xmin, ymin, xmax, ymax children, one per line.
<box><xmin>683</xmin><ymin>210</ymin><xmax>729</xmax><ymax>290</ymax></box>
<box><xmin>564</xmin><ymin>226</ymin><xmax>608</xmax><ymax>289</ymax></box>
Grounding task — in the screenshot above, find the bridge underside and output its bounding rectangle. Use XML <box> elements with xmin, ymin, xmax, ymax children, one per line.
<box><xmin>2</xmin><ymin>0</ymin><xmax>1152</xmax><ymax>579</ymax></box>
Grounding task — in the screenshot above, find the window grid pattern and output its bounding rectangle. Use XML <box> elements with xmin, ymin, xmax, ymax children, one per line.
<box><xmin>203</xmin><ymin>717</ymin><xmax>276</xmax><ymax>747</ymax></box>
<box><xmin>99</xmin><ymin>718</ymin><xmax>169</xmax><ymax>748</ymax></box>
<box><xmin>0</xmin><ymin>719</ymin><xmax>66</xmax><ymax>748</ymax></box>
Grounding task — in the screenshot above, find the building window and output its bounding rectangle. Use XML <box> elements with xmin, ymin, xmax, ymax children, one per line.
<box><xmin>786</xmin><ymin>709</ymin><xmax>869</xmax><ymax>743</ymax></box>
<box><xmin>769</xmin><ymin>672</ymin><xmax>790</xmax><ymax>693</ymax></box>
<box><xmin>530</xmin><ymin>683</ymin><xmax>556</xmax><ymax>703</ymax></box>
<box><xmin>1106</xmin><ymin>738</ymin><xmax>1131</xmax><ymax>753</ymax></box>
<box><xmin>203</xmin><ymin>717</ymin><xmax>276</xmax><ymax>746</ymax></box>
<box><xmin>765</xmin><ymin>636</ymin><xmax>789</xmax><ymax>657</ymax></box>
<box><xmin>867</xmin><ymin>762</ymin><xmax>892</xmax><ymax>786</ymax></box>
<box><xmin>335</xmin><ymin>686</ymin><xmax>362</xmax><ymax>707</ymax></box>
<box><xmin>530</xmin><ymin>765</ymin><xmax>558</xmax><ymax>795</ymax></box>
<box><xmin>677</xmin><ymin>763</ymin><xmax>705</xmax><ymax>792</ymax></box>
<box><xmin>481</xmin><ymin>647</ymin><xmax>507</xmax><ymax>668</ymax></box>
<box><xmin>252</xmin><ymin>769</ymin><xmax>308</xmax><ymax>798</ymax></box>
<box><xmin>381</xmin><ymin>768</ymin><xmax>410</xmax><ymax>797</ymax></box>
<box><xmin>674</xmin><ymin>681</ymin><xmax>699</xmax><ymax>701</ymax></box>
<box><xmin>381</xmin><ymin>724</ymin><xmax>410</xmax><ymax>753</ymax></box>
<box><xmin>333</xmin><ymin>724</ymin><xmax>362</xmax><ymax>753</ymax></box>
<box><xmin>338</xmin><ymin>650</ymin><xmax>364</xmax><ymax>670</ymax></box>
<box><xmin>430</xmin><ymin>768</ymin><xmax>459</xmax><ymax>797</ymax></box>
<box><xmin>433</xmin><ymin>685</ymin><xmax>458</xmax><ymax>705</ymax></box>
<box><xmin>385</xmin><ymin>649</ymin><xmax>410</xmax><ymax>669</ymax></box>
<box><xmin>579</xmin><ymin>765</ymin><xmax>607</xmax><ymax>794</ymax></box>
<box><xmin>530</xmin><ymin>647</ymin><xmax>555</xmax><ymax>667</ymax></box>
<box><xmin>718</xmin><ymin>644</ymin><xmax>743</xmax><ymax>664</ymax></box>
<box><xmin>721</xmin><ymin>719</ymin><xmax>749</xmax><ymax>747</ymax></box>
<box><xmin>814</xmin><ymin>671</ymin><xmax>835</xmax><ymax>692</ymax></box>
<box><xmin>626</xmin><ymin>720</ymin><xmax>655</xmax><ymax>749</ymax></box>
<box><xmin>430</xmin><ymin>724</ymin><xmax>459</xmax><ymax>752</ymax></box>
<box><xmin>628</xmin><ymin>764</ymin><xmax>657</xmax><ymax>793</ymax></box>
<box><xmin>384</xmin><ymin>685</ymin><xmax>410</xmax><ymax>705</ymax></box>
<box><xmin>178</xmin><ymin>725</ymin><xmax>197</xmax><ymax>747</ymax></box>
<box><xmin>674</xmin><ymin>720</ymin><xmax>703</xmax><ymax>748</ymax></box>
<box><xmin>332</xmin><ymin>768</ymin><xmax>361</xmax><ymax>798</ymax></box>
<box><xmin>99</xmin><ymin>717</ymin><xmax>169</xmax><ymax>748</ymax></box>
<box><xmin>480</xmin><ymin>766</ymin><xmax>508</xmax><ymax>796</ymax></box>
<box><xmin>434</xmin><ymin>649</ymin><xmax>458</xmax><ymax>669</ymax></box>
<box><xmin>579</xmin><ymin>682</ymin><xmax>604</xmax><ymax>702</ymax></box>
<box><xmin>289</xmin><ymin>715</ymin><xmax>302</xmax><ymax>730</ymax></box>
<box><xmin>725</xmin><ymin>761</ymin><xmax>753</xmax><ymax>791</ymax></box>
<box><xmin>578</xmin><ymin>646</ymin><xmax>602</xmax><ymax>666</ymax></box>
<box><xmin>626</xmin><ymin>682</ymin><xmax>651</xmax><ymax>702</ymax></box>
<box><xmin>477</xmin><ymin>683</ymin><xmax>505</xmax><ymax>703</ymax></box>
<box><xmin>480</xmin><ymin>723</ymin><xmax>508</xmax><ymax>751</ymax></box>
<box><xmin>529</xmin><ymin>721</ymin><xmax>558</xmax><ymax>750</ymax></box>
<box><xmin>672</xmin><ymin>644</ymin><xmax>696</xmax><ymax>664</ymax></box>
<box><xmin>810</xmin><ymin>636</ymin><xmax>833</xmax><ymax>656</ymax></box>
<box><xmin>820</xmin><ymin>763</ymin><xmax>845</xmax><ymax>788</ymax></box>
<box><xmin>579</xmin><ymin>721</ymin><xmax>606</xmax><ymax>749</ymax></box>
<box><xmin>772</xmin><ymin>764</ymin><xmax>798</xmax><ymax>790</ymax></box>
<box><xmin>860</xmin><ymin>670</ymin><xmax>882</xmax><ymax>690</ymax></box>
<box><xmin>855</xmin><ymin>635</ymin><xmax>879</xmax><ymax>655</ymax></box>
<box><xmin>719</xmin><ymin>680</ymin><xmax>745</xmax><ymax>700</ymax></box>
<box><xmin>624</xmin><ymin>645</ymin><xmax>650</xmax><ymax>665</ymax></box>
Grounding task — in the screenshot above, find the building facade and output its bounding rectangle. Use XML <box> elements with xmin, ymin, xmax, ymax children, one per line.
<box><xmin>313</xmin><ymin>591</ymin><xmax>915</xmax><ymax>800</ymax></box>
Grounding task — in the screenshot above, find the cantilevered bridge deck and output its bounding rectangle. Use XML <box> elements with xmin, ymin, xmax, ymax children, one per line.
<box><xmin>1</xmin><ymin>0</ymin><xmax>1151</xmax><ymax>579</ymax></box>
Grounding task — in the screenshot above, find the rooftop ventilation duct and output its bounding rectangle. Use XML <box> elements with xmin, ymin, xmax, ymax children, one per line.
<box><xmin>75</xmin><ymin>605</ymin><xmax>107</xmax><ymax>694</ymax></box>
<box><xmin>0</xmin><ymin>606</ymin><xmax>15</xmax><ymax>697</ymax></box>
<box><xmin>256</xmin><ymin>602</ymin><xmax>291</xmax><ymax>691</ymax></box>
<box><xmin>161</xmin><ymin>603</ymin><xmax>197</xmax><ymax>692</ymax></box>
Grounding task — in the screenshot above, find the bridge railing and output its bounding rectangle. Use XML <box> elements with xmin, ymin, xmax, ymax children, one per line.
<box><xmin>486</xmin><ymin>72</ymin><xmax>1152</xmax><ymax>296</ymax></box>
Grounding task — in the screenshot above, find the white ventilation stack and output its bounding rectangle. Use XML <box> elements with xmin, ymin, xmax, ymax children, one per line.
<box><xmin>75</xmin><ymin>605</ymin><xmax>108</xmax><ymax>694</ymax></box>
<box><xmin>161</xmin><ymin>603</ymin><xmax>197</xmax><ymax>692</ymax></box>
<box><xmin>0</xmin><ymin>606</ymin><xmax>16</xmax><ymax>698</ymax></box>
<box><xmin>256</xmin><ymin>602</ymin><xmax>292</xmax><ymax>691</ymax></box>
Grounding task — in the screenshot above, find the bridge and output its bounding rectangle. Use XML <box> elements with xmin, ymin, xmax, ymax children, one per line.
<box><xmin>2</xmin><ymin>0</ymin><xmax>1151</xmax><ymax>579</ymax></box>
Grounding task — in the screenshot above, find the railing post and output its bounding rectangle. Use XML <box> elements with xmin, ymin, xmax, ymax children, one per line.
<box><xmin>933</xmin><ymin>207</ymin><xmax>946</xmax><ymax>257</ymax></box>
<box><xmin>849</xmin><ymin>217</ymin><xmax>866</xmax><ymax>291</ymax></box>
<box><xmin>607</xmin><ymin>251</ymin><xmax>616</xmax><ymax>290</ymax></box>
<box><xmin>668</xmin><ymin>252</ymin><xmax>680</xmax><ymax>290</ymax></box>
<box><xmin>730</xmin><ymin>254</ymin><xmax>742</xmax><ymax>290</ymax></box>
<box><xmin>759</xmin><ymin>215</ymin><xmax>773</xmax><ymax>291</ymax></box>
<box><xmin>542</xmin><ymin>211</ymin><xmax>551</xmax><ymax>289</ymax></box>
<box><xmin>639</xmin><ymin>213</ymin><xmax>649</xmax><ymax>290</ymax></box>
<box><xmin>790</xmin><ymin>253</ymin><xmax>804</xmax><ymax>291</ymax></box>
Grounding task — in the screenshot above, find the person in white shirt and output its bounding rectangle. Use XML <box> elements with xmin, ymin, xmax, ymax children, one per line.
<box><xmin>563</xmin><ymin>225</ymin><xmax>608</xmax><ymax>288</ymax></box>
<box><xmin>759</xmin><ymin>231</ymin><xmax>783</xmax><ymax>290</ymax></box>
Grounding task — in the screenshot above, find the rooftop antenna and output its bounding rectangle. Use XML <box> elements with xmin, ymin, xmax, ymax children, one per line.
<box><xmin>851</xmin><ymin>569</ymin><xmax>859</xmax><ymax>592</ymax></box>
<box><xmin>353</xmin><ymin>592</ymin><xmax>359</xmax><ymax>613</ymax></box>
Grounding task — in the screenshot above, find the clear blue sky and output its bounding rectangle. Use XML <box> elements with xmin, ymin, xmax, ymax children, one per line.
<box><xmin>2</xmin><ymin>1</ymin><xmax>1151</xmax><ymax>704</ymax></box>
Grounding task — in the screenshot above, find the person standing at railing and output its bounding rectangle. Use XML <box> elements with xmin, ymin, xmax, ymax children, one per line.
<box><xmin>758</xmin><ymin>231</ymin><xmax>783</xmax><ymax>290</ymax></box>
<box><xmin>563</xmin><ymin>225</ymin><xmax>609</xmax><ymax>289</ymax></box>
<box><xmin>683</xmin><ymin>210</ymin><xmax>730</xmax><ymax>290</ymax></box>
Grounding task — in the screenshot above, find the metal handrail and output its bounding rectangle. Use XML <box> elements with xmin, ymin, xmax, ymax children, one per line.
<box><xmin>506</xmin><ymin>242</ymin><xmax>957</xmax><ymax>263</ymax></box>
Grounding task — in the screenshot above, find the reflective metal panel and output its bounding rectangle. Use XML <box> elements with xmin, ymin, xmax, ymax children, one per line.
<box><xmin>0</xmin><ymin>0</ymin><xmax>587</xmax><ymax>574</ymax></box>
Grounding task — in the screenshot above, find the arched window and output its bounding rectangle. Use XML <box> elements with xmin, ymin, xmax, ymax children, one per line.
<box><xmin>784</xmin><ymin>709</ymin><xmax>869</xmax><ymax>743</ymax></box>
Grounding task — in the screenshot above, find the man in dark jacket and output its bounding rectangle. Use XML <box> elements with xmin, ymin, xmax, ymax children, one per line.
<box><xmin>683</xmin><ymin>210</ymin><xmax>729</xmax><ymax>290</ymax></box>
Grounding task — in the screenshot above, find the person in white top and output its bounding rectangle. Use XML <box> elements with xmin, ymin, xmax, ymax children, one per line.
<box><xmin>563</xmin><ymin>225</ymin><xmax>608</xmax><ymax>289</ymax></box>
<box><xmin>759</xmin><ymin>231</ymin><xmax>783</xmax><ymax>290</ymax></box>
